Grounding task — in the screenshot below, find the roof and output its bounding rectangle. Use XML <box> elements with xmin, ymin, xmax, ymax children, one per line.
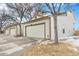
<box><xmin>4</xmin><ymin>11</ymin><xmax>70</xmax><ymax>29</ymax></box>
<box><xmin>5</xmin><ymin>16</ymin><xmax>50</xmax><ymax>29</ymax></box>
<box><xmin>22</xmin><ymin>16</ymin><xmax>50</xmax><ymax>24</ymax></box>
<box><xmin>4</xmin><ymin>23</ymin><xmax>18</xmax><ymax>30</ymax></box>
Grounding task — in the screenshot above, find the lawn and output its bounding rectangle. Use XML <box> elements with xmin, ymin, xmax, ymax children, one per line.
<box><xmin>74</xmin><ymin>30</ymin><xmax>79</xmax><ymax>36</ymax></box>
<box><xmin>21</xmin><ymin>42</ymin><xmax>79</xmax><ymax>56</ymax></box>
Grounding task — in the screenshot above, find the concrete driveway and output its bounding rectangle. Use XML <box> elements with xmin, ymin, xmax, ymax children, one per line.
<box><xmin>0</xmin><ymin>34</ymin><xmax>40</xmax><ymax>56</ymax></box>
<box><xmin>1</xmin><ymin>34</ymin><xmax>79</xmax><ymax>56</ymax></box>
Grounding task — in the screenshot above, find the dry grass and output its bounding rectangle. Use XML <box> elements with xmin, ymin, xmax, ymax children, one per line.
<box><xmin>74</xmin><ymin>31</ymin><xmax>79</xmax><ymax>36</ymax></box>
<box><xmin>21</xmin><ymin>43</ymin><xmax>79</xmax><ymax>56</ymax></box>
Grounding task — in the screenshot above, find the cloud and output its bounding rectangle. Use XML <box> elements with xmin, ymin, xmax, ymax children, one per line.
<box><xmin>0</xmin><ymin>3</ymin><xmax>8</xmax><ymax>10</ymax></box>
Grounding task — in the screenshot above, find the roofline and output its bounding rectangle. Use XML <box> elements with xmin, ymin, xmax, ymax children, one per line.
<box><xmin>22</xmin><ymin>16</ymin><xmax>50</xmax><ymax>24</ymax></box>
<box><xmin>5</xmin><ymin>16</ymin><xmax>50</xmax><ymax>29</ymax></box>
<box><xmin>4</xmin><ymin>23</ymin><xmax>18</xmax><ymax>30</ymax></box>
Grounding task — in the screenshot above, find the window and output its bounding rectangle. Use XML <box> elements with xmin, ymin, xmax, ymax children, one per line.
<box><xmin>63</xmin><ymin>29</ymin><xmax>65</xmax><ymax>34</ymax></box>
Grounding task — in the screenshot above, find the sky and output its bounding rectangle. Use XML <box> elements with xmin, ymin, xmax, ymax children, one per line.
<box><xmin>0</xmin><ymin>3</ymin><xmax>79</xmax><ymax>30</ymax></box>
<box><xmin>71</xmin><ymin>4</ymin><xmax>79</xmax><ymax>30</ymax></box>
<box><xmin>43</xmin><ymin>3</ymin><xmax>79</xmax><ymax>30</ymax></box>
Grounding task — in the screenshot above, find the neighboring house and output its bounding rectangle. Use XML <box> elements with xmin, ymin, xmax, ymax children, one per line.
<box><xmin>5</xmin><ymin>24</ymin><xmax>17</xmax><ymax>36</ymax></box>
<box><xmin>5</xmin><ymin>23</ymin><xmax>24</xmax><ymax>36</ymax></box>
<box><xmin>5</xmin><ymin>11</ymin><xmax>75</xmax><ymax>40</ymax></box>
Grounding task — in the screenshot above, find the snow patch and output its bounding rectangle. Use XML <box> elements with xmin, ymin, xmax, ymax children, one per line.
<box><xmin>0</xmin><ymin>47</ymin><xmax>23</xmax><ymax>55</ymax></box>
<box><xmin>40</xmin><ymin>40</ymin><xmax>53</xmax><ymax>45</ymax></box>
<box><xmin>68</xmin><ymin>46</ymin><xmax>78</xmax><ymax>51</ymax></box>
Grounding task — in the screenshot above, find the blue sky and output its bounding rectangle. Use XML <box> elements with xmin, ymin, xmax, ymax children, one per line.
<box><xmin>0</xmin><ymin>3</ymin><xmax>79</xmax><ymax>30</ymax></box>
<box><xmin>44</xmin><ymin>3</ymin><xmax>79</xmax><ymax>30</ymax></box>
<box><xmin>71</xmin><ymin>4</ymin><xmax>79</xmax><ymax>30</ymax></box>
<box><xmin>40</xmin><ymin>3</ymin><xmax>79</xmax><ymax>30</ymax></box>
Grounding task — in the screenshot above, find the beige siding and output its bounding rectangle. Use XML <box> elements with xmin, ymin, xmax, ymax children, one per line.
<box><xmin>5</xmin><ymin>28</ymin><xmax>10</xmax><ymax>35</ymax></box>
<box><xmin>57</xmin><ymin>12</ymin><xmax>74</xmax><ymax>39</ymax></box>
<box><xmin>5</xmin><ymin>11</ymin><xmax>75</xmax><ymax>40</ymax></box>
<box><xmin>16</xmin><ymin>25</ymin><xmax>20</xmax><ymax>35</ymax></box>
<box><xmin>50</xmin><ymin>17</ymin><xmax>54</xmax><ymax>40</ymax></box>
<box><xmin>16</xmin><ymin>24</ymin><xmax>25</xmax><ymax>36</ymax></box>
<box><xmin>10</xmin><ymin>28</ymin><xmax>16</xmax><ymax>36</ymax></box>
<box><xmin>5</xmin><ymin>26</ymin><xmax>16</xmax><ymax>36</ymax></box>
<box><xmin>50</xmin><ymin>11</ymin><xmax>75</xmax><ymax>40</ymax></box>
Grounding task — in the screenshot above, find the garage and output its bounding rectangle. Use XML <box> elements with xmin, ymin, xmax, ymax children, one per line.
<box><xmin>10</xmin><ymin>28</ymin><xmax>16</xmax><ymax>36</ymax></box>
<box><xmin>25</xmin><ymin>23</ymin><xmax>46</xmax><ymax>39</ymax></box>
<box><xmin>5</xmin><ymin>29</ymin><xmax>10</xmax><ymax>35</ymax></box>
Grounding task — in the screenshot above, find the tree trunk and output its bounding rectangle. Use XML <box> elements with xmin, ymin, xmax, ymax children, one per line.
<box><xmin>53</xmin><ymin>15</ymin><xmax>58</xmax><ymax>44</ymax></box>
<box><xmin>19</xmin><ymin>24</ymin><xmax>22</xmax><ymax>36</ymax></box>
<box><xmin>18</xmin><ymin>17</ymin><xmax>23</xmax><ymax>36</ymax></box>
<box><xmin>0</xmin><ymin>20</ymin><xmax>2</xmax><ymax>33</ymax></box>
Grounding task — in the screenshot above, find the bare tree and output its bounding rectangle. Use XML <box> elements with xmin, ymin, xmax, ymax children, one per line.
<box><xmin>6</xmin><ymin>3</ymin><xmax>33</xmax><ymax>36</ymax></box>
<box><xmin>45</xmin><ymin>3</ymin><xmax>68</xmax><ymax>44</ymax></box>
<box><xmin>31</xmin><ymin>3</ymin><xmax>48</xmax><ymax>19</ymax></box>
<box><xmin>0</xmin><ymin>8</ymin><xmax>8</xmax><ymax>33</ymax></box>
<box><xmin>5</xmin><ymin>3</ymin><xmax>71</xmax><ymax>42</ymax></box>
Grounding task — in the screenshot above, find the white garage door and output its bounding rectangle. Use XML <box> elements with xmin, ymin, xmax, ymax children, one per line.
<box><xmin>26</xmin><ymin>24</ymin><xmax>45</xmax><ymax>38</ymax></box>
<box><xmin>6</xmin><ymin>29</ymin><xmax>9</xmax><ymax>35</ymax></box>
<box><xmin>10</xmin><ymin>28</ymin><xmax>16</xmax><ymax>36</ymax></box>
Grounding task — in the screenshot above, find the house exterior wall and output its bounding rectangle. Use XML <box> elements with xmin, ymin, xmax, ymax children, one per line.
<box><xmin>5</xmin><ymin>26</ymin><xmax>17</xmax><ymax>36</ymax></box>
<box><xmin>5</xmin><ymin>11</ymin><xmax>75</xmax><ymax>40</ymax></box>
<box><xmin>50</xmin><ymin>11</ymin><xmax>75</xmax><ymax>40</ymax></box>
<box><xmin>50</xmin><ymin>16</ymin><xmax>54</xmax><ymax>40</ymax></box>
<box><xmin>16</xmin><ymin>25</ymin><xmax>19</xmax><ymax>35</ymax></box>
<box><xmin>5</xmin><ymin>28</ymin><xmax>10</xmax><ymax>35</ymax></box>
<box><xmin>57</xmin><ymin>12</ymin><xmax>74</xmax><ymax>39</ymax></box>
<box><xmin>23</xmin><ymin>18</ymin><xmax>50</xmax><ymax>39</ymax></box>
<box><xmin>10</xmin><ymin>27</ymin><xmax>16</xmax><ymax>36</ymax></box>
<box><xmin>13</xmin><ymin>24</ymin><xmax>24</xmax><ymax>36</ymax></box>
<box><xmin>5</xmin><ymin>24</ymin><xmax>24</xmax><ymax>36</ymax></box>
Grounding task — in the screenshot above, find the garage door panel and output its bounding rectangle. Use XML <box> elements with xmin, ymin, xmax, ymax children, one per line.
<box><xmin>10</xmin><ymin>28</ymin><xmax>16</xmax><ymax>35</ymax></box>
<box><xmin>6</xmin><ymin>30</ymin><xmax>9</xmax><ymax>35</ymax></box>
<box><xmin>26</xmin><ymin>24</ymin><xmax>45</xmax><ymax>38</ymax></box>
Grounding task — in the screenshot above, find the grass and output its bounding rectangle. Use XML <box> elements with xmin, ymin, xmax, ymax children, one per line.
<box><xmin>74</xmin><ymin>30</ymin><xmax>79</xmax><ymax>36</ymax></box>
<box><xmin>21</xmin><ymin>43</ymin><xmax>79</xmax><ymax>56</ymax></box>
